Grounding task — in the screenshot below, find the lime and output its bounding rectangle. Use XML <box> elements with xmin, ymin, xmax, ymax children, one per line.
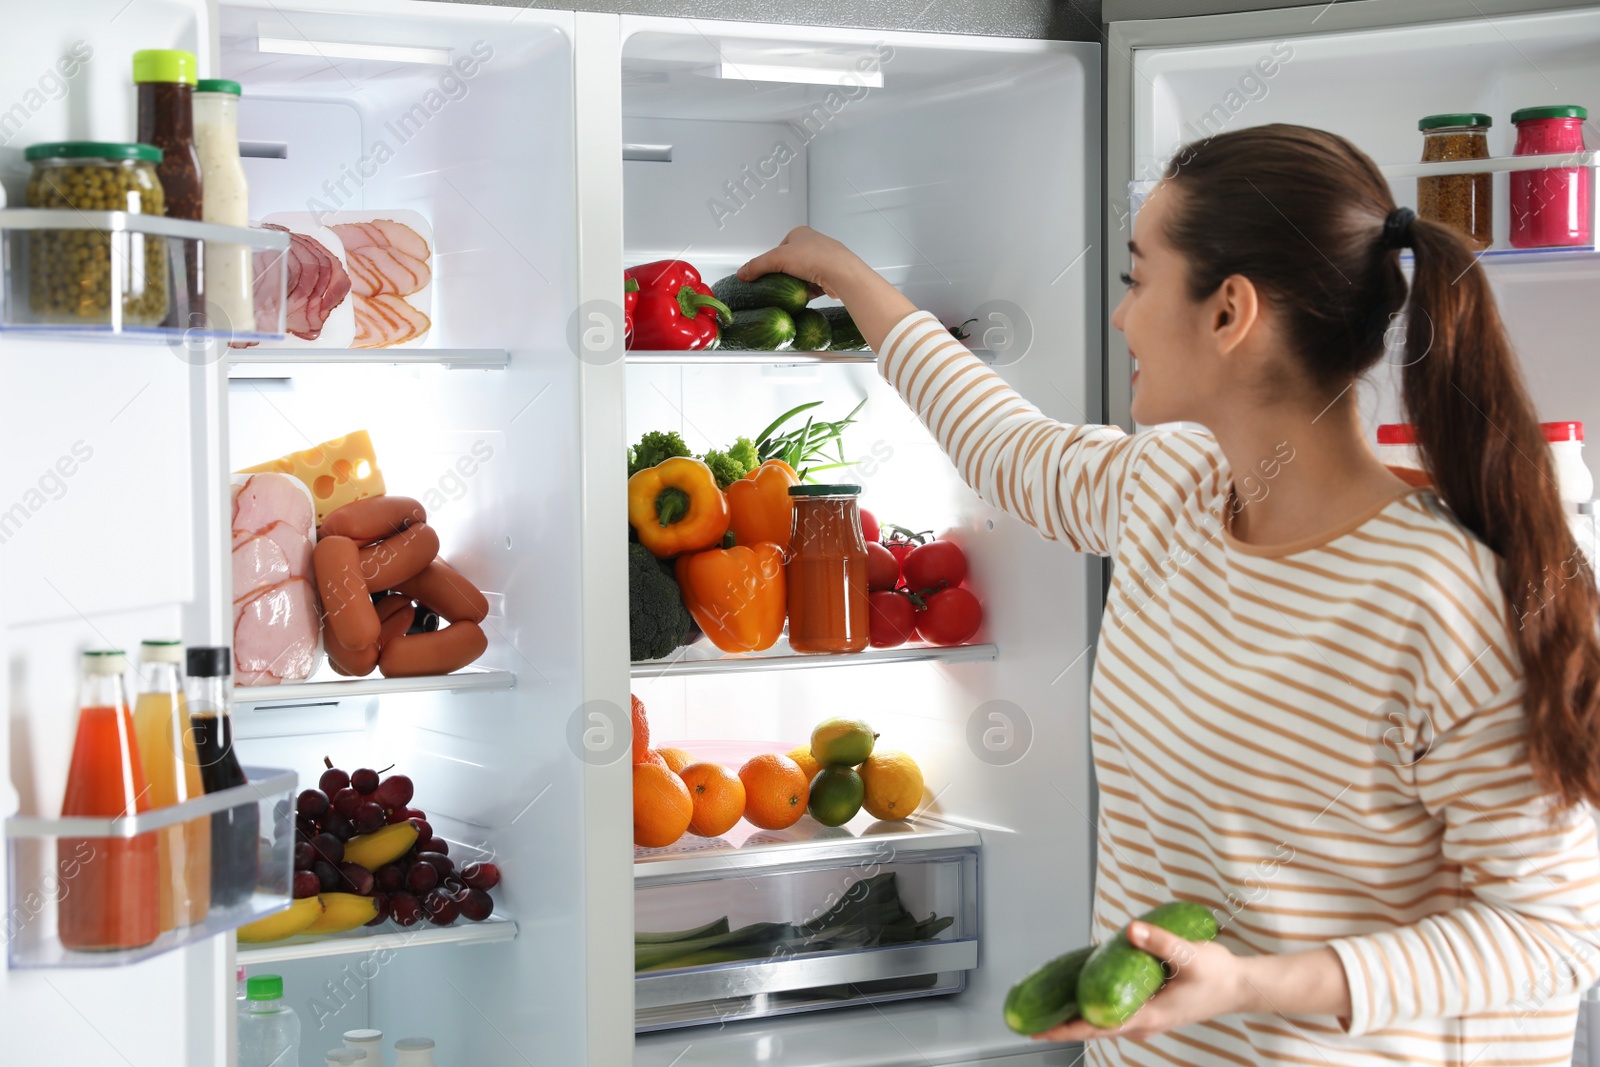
<box><xmin>807</xmin><ymin>766</ymin><xmax>864</xmax><ymax>827</ymax></box>
<box><xmin>810</xmin><ymin>718</ymin><xmax>877</xmax><ymax>767</ymax></box>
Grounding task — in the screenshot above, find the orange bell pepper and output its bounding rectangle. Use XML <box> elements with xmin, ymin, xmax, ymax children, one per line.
<box><xmin>675</xmin><ymin>539</ymin><xmax>787</xmax><ymax>653</ymax></box>
<box><xmin>627</xmin><ymin>457</ymin><xmax>730</xmax><ymax>558</ymax></box>
<box><xmin>727</xmin><ymin>460</ymin><xmax>799</xmax><ymax>552</ymax></box>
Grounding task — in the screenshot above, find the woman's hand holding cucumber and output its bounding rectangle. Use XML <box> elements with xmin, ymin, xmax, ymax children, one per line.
<box><xmin>737</xmin><ymin>227</ymin><xmax>917</xmax><ymax>354</ymax></box>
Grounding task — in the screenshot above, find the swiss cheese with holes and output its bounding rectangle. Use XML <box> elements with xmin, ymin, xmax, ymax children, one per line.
<box><xmin>238</xmin><ymin>430</ymin><xmax>386</xmax><ymax>525</ymax></box>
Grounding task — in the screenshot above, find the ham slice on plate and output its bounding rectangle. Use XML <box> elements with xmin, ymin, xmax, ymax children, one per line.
<box><xmin>331</xmin><ymin>221</ymin><xmax>432</xmax><ymax>299</ymax></box>
<box><xmin>234</xmin><ymin>578</ymin><xmax>319</xmax><ymax>685</ymax></box>
<box><xmin>261</xmin><ymin>520</ymin><xmax>312</xmax><ymax>579</ymax></box>
<box><xmin>353</xmin><ymin>292</ymin><xmax>432</xmax><ymax>349</ymax></box>
<box><xmin>262</xmin><ymin>223</ymin><xmax>351</xmax><ymax>341</ymax></box>
<box><xmin>233</xmin><ymin>534</ymin><xmax>290</xmax><ymax>600</ymax></box>
<box><xmin>234</xmin><ymin>473</ymin><xmax>314</xmax><ymax>536</ymax></box>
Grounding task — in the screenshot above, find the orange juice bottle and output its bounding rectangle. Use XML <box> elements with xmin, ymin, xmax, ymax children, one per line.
<box><xmin>134</xmin><ymin>640</ymin><xmax>211</xmax><ymax>929</ymax></box>
<box><xmin>59</xmin><ymin>650</ymin><xmax>160</xmax><ymax>950</ymax></box>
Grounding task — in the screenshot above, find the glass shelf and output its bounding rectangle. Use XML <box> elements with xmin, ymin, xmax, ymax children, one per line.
<box><xmin>1376</xmin><ymin>150</ymin><xmax>1600</xmax><ymax>180</ymax></box>
<box><xmin>0</xmin><ymin>209</ymin><xmax>288</xmax><ymax>342</ymax></box>
<box><xmin>632</xmin><ymin>638</ymin><xmax>996</xmax><ymax>678</ymax></box>
<box><xmin>5</xmin><ymin>767</ymin><xmax>296</xmax><ymax>969</ymax></box>
<box><xmin>229</xmin><ymin>348</ymin><xmax>509</xmax><ymax>367</ymax></box>
<box><xmin>626</xmin><ymin>348</ymin><xmax>874</xmax><ymax>364</ymax></box>
<box><xmin>233</xmin><ymin>667</ymin><xmax>515</xmax><ymax>709</ymax></box>
<box><xmin>237</xmin><ymin>912</ymin><xmax>517</xmax><ymax>965</ymax></box>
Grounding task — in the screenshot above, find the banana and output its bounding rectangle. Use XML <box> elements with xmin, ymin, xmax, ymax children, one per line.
<box><xmin>302</xmin><ymin>892</ymin><xmax>379</xmax><ymax>935</ymax></box>
<box><xmin>342</xmin><ymin>822</ymin><xmax>418</xmax><ymax>870</ymax></box>
<box><xmin>237</xmin><ymin>896</ymin><xmax>325</xmax><ymax>943</ymax></box>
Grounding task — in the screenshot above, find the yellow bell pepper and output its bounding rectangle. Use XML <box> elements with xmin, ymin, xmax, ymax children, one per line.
<box><xmin>727</xmin><ymin>459</ymin><xmax>799</xmax><ymax>552</ymax></box>
<box><xmin>628</xmin><ymin>457</ymin><xmax>730</xmax><ymax>558</ymax></box>
<box><xmin>675</xmin><ymin>540</ymin><xmax>787</xmax><ymax>653</ymax></box>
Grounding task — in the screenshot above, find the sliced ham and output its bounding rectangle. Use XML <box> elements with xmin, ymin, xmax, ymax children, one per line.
<box><xmin>370</xmin><ymin>220</ymin><xmax>431</xmax><ymax>263</ymax></box>
<box><xmin>352</xmin><ymin>293</ymin><xmax>431</xmax><ymax>349</ymax></box>
<box><xmin>233</xmin><ymin>533</ymin><xmax>291</xmax><ymax>599</ymax></box>
<box><xmin>234</xmin><ymin>578</ymin><xmax>319</xmax><ymax>685</ymax></box>
<box><xmin>260</xmin><ymin>520</ymin><xmax>312</xmax><ymax>580</ymax></box>
<box><xmin>332</xmin><ymin>220</ymin><xmax>432</xmax><ymax>299</ymax></box>
<box><xmin>234</xmin><ymin>473</ymin><xmax>314</xmax><ymax>536</ymax></box>
<box><xmin>262</xmin><ymin>224</ymin><xmax>351</xmax><ymax>341</ymax></box>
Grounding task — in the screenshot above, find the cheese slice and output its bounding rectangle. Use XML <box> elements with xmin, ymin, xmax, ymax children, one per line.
<box><xmin>238</xmin><ymin>430</ymin><xmax>386</xmax><ymax>525</ymax></box>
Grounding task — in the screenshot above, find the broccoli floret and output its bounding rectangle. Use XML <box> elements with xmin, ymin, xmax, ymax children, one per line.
<box><xmin>627</xmin><ymin>430</ymin><xmax>691</xmax><ymax>478</ymax></box>
<box><xmin>629</xmin><ymin>543</ymin><xmax>696</xmax><ymax>661</ymax></box>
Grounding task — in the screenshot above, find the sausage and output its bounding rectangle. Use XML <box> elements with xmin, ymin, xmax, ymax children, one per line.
<box><xmin>317</xmin><ymin>496</ymin><xmax>426</xmax><ymax>545</ymax></box>
<box><xmin>313</xmin><ymin>535</ymin><xmax>381</xmax><ymax>650</ymax></box>
<box><xmin>374</xmin><ymin>592</ymin><xmax>412</xmax><ymax>624</ymax></box>
<box><xmin>356</xmin><ymin>522</ymin><xmax>440</xmax><ymax>591</ymax></box>
<box><xmin>393</xmin><ymin>560</ymin><xmax>489</xmax><ymax>624</ymax></box>
<box><xmin>376</xmin><ymin>597</ymin><xmax>417</xmax><ymax>648</ymax></box>
<box><xmin>377</xmin><ymin>621</ymin><xmax>487</xmax><ymax>678</ymax></box>
<box><xmin>325</xmin><ymin>628</ymin><xmax>379</xmax><ymax>677</ymax></box>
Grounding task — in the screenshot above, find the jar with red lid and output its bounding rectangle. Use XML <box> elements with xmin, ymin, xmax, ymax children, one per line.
<box><xmin>1375</xmin><ymin>424</ymin><xmax>1430</xmax><ymax>487</ymax></box>
<box><xmin>1509</xmin><ymin>105</ymin><xmax>1592</xmax><ymax>249</ymax></box>
<box><xmin>786</xmin><ymin>484</ymin><xmax>870</xmax><ymax>654</ymax></box>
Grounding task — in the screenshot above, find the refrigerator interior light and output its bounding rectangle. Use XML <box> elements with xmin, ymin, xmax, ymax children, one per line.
<box><xmin>706</xmin><ymin>58</ymin><xmax>884</xmax><ymax>88</ymax></box>
<box><xmin>255</xmin><ymin>36</ymin><xmax>453</xmax><ymax>66</ymax></box>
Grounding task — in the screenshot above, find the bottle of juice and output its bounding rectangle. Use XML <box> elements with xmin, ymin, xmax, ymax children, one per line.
<box><xmin>187</xmin><ymin>646</ymin><xmax>257</xmax><ymax>907</ymax></box>
<box><xmin>58</xmin><ymin>650</ymin><xmax>160</xmax><ymax>950</ymax></box>
<box><xmin>133</xmin><ymin>639</ymin><xmax>211</xmax><ymax>929</ymax></box>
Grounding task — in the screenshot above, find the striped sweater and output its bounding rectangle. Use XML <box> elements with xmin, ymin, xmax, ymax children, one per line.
<box><xmin>878</xmin><ymin>311</ymin><xmax>1600</xmax><ymax>1066</ymax></box>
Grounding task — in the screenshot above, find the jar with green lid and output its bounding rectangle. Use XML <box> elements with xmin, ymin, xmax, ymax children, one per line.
<box><xmin>24</xmin><ymin>141</ymin><xmax>170</xmax><ymax>327</ymax></box>
<box><xmin>1416</xmin><ymin>113</ymin><xmax>1493</xmax><ymax>250</ymax></box>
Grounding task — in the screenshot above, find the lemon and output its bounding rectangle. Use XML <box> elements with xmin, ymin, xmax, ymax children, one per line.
<box><xmin>860</xmin><ymin>751</ymin><xmax>924</xmax><ymax>821</ymax></box>
<box><xmin>807</xmin><ymin>766</ymin><xmax>864</xmax><ymax>827</ymax></box>
<box><xmin>787</xmin><ymin>745</ymin><xmax>821</xmax><ymax>783</ymax></box>
<box><xmin>810</xmin><ymin>718</ymin><xmax>877</xmax><ymax>767</ymax></box>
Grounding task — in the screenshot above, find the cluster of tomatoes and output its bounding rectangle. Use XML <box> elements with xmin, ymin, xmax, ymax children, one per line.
<box><xmin>860</xmin><ymin>510</ymin><xmax>983</xmax><ymax>648</ymax></box>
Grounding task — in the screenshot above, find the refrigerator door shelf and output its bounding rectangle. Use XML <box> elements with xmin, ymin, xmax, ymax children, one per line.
<box><xmin>237</xmin><ymin>910</ymin><xmax>517</xmax><ymax>966</ymax></box>
<box><xmin>230</xmin><ymin>666</ymin><xmax>516</xmax><ymax>710</ymax></box>
<box><xmin>5</xmin><ymin>767</ymin><xmax>296</xmax><ymax>969</ymax></box>
<box><xmin>229</xmin><ymin>347</ymin><xmax>510</xmax><ymax>368</ymax></box>
<box><xmin>632</xmin><ymin>638</ymin><xmax>997</xmax><ymax>678</ymax></box>
<box><xmin>0</xmin><ymin>209</ymin><xmax>289</xmax><ymax>343</ymax></box>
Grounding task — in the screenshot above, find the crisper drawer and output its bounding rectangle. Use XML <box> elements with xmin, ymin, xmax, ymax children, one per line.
<box><xmin>635</xmin><ymin>815</ymin><xmax>980</xmax><ymax>1032</ymax></box>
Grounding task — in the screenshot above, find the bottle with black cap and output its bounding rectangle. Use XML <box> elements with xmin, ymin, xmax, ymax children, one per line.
<box><xmin>188</xmin><ymin>646</ymin><xmax>257</xmax><ymax>906</ymax></box>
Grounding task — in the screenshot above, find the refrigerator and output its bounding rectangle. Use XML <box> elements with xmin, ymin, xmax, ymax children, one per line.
<box><xmin>0</xmin><ymin>1</ymin><xmax>1595</xmax><ymax>1065</ymax></box>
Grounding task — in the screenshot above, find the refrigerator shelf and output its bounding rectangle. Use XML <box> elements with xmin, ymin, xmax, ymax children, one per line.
<box><xmin>632</xmin><ymin>639</ymin><xmax>996</xmax><ymax>678</ymax></box>
<box><xmin>1377</xmin><ymin>150</ymin><xmax>1600</xmax><ymax>180</ymax></box>
<box><xmin>5</xmin><ymin>767</ymin><xmax>297</xmax><ymax>969</ymax></box>
<box><xmin>232</xmin><ymin>667</ymin><xmax>516</xmax><ymax>709</ymax></box>
<box><xmin>0</xmin><ymin>209</ymin><xmax>288</xmax><ymax>342</ymax></box>
<box><xmin>237</xmin><ymin>911</ymin><xmax>517</xmax><ymax>964</ymax></box>
<box><xmin>626</xmin><ymin>348</ymin><xmax>876</xmax><ymax>365</ymax></box>
<box><xmin>228</xmin><ymin>348</ymin><xmax>510</xmax><ymax>368</ymax></box>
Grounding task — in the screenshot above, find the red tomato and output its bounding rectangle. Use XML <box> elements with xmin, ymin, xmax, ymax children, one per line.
<box><xmin>868</xmin><ymin>591</ymin><xmax>917</xmax><ymax>648</ymax></box>
<box><xmin>859</xmin><ymin>508</ymin><xmax>880</xmax><ymax>545</ymax></box>
<box><xmin>884</xmin><ymin>536</ymin><xmax>918</xmax><ymax>572</ymax></box>
<box><xmin>915</xmin><ymin>587</ymin><xmax>982</xmax><ymax>646</ymax></box>
<box><xmin>865</xmin><ymin>542</ymin><xmax>900</xmax><ymax>591</ymax></box>
<box><xmin>902</xmin><ymin>540</ymin><xmax>968</xmax><ymax>593</ymax></box>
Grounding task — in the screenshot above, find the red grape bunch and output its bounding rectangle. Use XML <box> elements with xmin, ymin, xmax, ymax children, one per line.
<box><xmin>293</xmin><ymin>758</ymin><xmax>502</xmax><ymax>930</ymax></box>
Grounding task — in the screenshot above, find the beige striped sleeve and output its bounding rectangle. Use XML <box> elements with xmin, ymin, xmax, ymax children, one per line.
<box><xmin>878</xmin><ymin>310</ymin><xmax>1156</xmax><ymax>557</ymax></box>
<box><xmin>1328</xmin><ymin>688</ymin><xmax>1600</xmax><ymax>1036</ymax></box>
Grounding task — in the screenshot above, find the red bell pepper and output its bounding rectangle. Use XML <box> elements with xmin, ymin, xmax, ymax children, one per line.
<box><xmin>624</xmin><ymin>275</ymin><xmax>639</xmax><ymax>343</ymax></box>
<box><xmin>625</xmin><ymin>260</ymin><xmax>731</xmax><ymax>351</ymax></box>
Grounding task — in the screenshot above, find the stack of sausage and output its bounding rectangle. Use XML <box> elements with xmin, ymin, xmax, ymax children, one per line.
<box><xmin>312</xmin><ymin>496</ymin><xmax>490</xmax><ymax>678</ymax></box>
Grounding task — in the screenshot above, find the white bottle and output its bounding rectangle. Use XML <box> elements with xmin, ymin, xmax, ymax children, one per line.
<box><xmin>238</xmin><ymin>975</ymin><xmax>301</xmax><ymax>1067</ymax></box>
<box><xmin>393</xmin><ymin>1037</ymin><xmax>437</xmax><ymax>1067</ymax></box>
<box><xmin>193</xmin><ymin>78</ymin><xmax>255</xmax><ymax>338</ymax></box>
<box><xmin>1544</xmin><ymin>422</ymin><xmax>1595</xmax><ymax>504</ymax></box>
<box><xmin>326</xmin><ymin>1052</ymin><xmax>367</xmax><ymax>1065</ymax></box>
<box><xmin>344</xmin><ymin>1028</ymin><xmax>384</xmax><ymax>1065</ymax></box>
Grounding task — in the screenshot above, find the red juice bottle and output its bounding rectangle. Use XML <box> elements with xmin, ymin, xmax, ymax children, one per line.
<box><xmin>58</xmin><ymin>650</ymin><xmax>160</xmax><ymax>950</ymax></box>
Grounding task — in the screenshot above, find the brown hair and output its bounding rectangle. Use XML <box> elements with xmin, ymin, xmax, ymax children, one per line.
<box><xmin>1161</xmin><ymin>123</ymin><xmax>1600</xmax><ymax>810</ymax></box>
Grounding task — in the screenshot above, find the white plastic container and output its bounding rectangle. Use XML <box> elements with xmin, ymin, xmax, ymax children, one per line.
<box><xmin>393</xmin><ymin>1037</ymin><xmax>437</xmax><ymax>1067</ymax></box>
<box><xmin>1376</xmin><ymin>424</ymin><xmax>1423</xmax><ymax>473</ymax></box>
<box><xmin>326</xmin><ymin>1051</ymin><xmax>367</xmax><ymax>1065</ymax></box>
<box><xmin>344</xmin><ymin>1028</ymin><xmax>384</xmax><ymax>1064</ymax></box>
<box><xmin>1544</xmin><ymin>422</ymin><xmax>1594</xmax><ymax>504</ymax></box>
<box><xmin>238</xmin><ymin>975</ymin><xmax>301</xmax><ymax>1067</ymax></box>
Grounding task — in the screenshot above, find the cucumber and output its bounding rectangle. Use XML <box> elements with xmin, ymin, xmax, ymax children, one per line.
<box><xmin>718</xmin><ymin>307</ymin><xmax>795</xmax><ymax>351</ymax></box>
<box><xmin>711</xmin><ymin>272</ymin><xmax>812</xmax><ymax>315</ymax></box>
<box><xmin>791</xmin><ymin>307</ymin><xmax>832</xmax><ymax>351</ymax></box>
<box><xmin>1076</xmin><ymin>901</ymin><xmax>1219</xmax><ymax>1029</ymax></box>
<box><xmin>634</xmin><ymin>916</ymin><xmax>730</xmax><ymax>945</ymax></box>
<box><xmin>817</xmin><ymin>305</ymin><xmax>867</xmax><ymax>350</ymax></box>
<box><xmin>1003</xmin><ymin>945</ymin><xmax>1093</xmax><ymax>1035</ymax></box>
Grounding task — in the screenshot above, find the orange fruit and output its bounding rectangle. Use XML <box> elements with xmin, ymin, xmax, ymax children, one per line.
<box><xmin>631</xmin><ymin>694</ymin><xmax>650</xmax><ymax>764</ymax></box>
<box><xmin>658</xmin><ymin>747</ymin><xmax>693</xmax><ymax>774</ymax></box>
<box><xmin>786</xmin><ymin>745</ymin><xmax>821</xmax><ymax>782</ymax></box>
<box><xmin>738</xmin><ymin>754</ymin><xmax>810</xmax><ymax>830</ymax></box>
<box><xmin>679</xmin><ymin>762</ymin><xmax>745</xmax><ymax>837</ymax></box>
<box><xmin>634</xmin><ymin>763</ymin><xmax>692</xmax><ymax>848</ymax></box>
<box><xmin>639</xmin><ymin>748</ymin><xmax>667</xmax><ymax>769</ymax></box>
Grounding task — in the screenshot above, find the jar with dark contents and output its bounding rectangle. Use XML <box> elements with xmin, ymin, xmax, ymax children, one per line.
<box><xmin>1416</xmin><ymin>113</ymin><xmax>1493</xmax><ymax>250</ymax></box>
<box><xmin>786</xmin><ymin>484</ymin><xmax>870</xmax><ymax>654</ymax></box>
<box><xmin>133</xmin><ymin>50</ymin><xmax>203</xmax><ymax>221</ymax></box>
<box><xmin>24</xmin><ymin>142</ymin><xmax>169</xmax><ymax>327</ymax></box>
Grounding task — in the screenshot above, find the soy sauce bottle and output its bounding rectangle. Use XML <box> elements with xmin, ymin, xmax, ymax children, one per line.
<box><xmin>188</xmin><ymin>646</ymin><xmax>257</xmax><ymax>906</ymax></box>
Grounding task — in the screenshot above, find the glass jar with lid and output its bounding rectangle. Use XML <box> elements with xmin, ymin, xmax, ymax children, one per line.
<box><xmin>1510</xmin><ymin>105</ymin><xmax>1592</xmax><ymax>249</ymax></box>
<box><xmin>23</xmin><ymin>141</ymin><xmax>170</xmax><ymax>327</ymax></box>
<box><xmin>786</xmin><ymin>484</ymin><xmax>870</xmax><ymax>654</ymax></box>
<box><xmin>1416</xmin><ymin>113</ymin><xmax>1493</xmax><ymax>250</ymax></box>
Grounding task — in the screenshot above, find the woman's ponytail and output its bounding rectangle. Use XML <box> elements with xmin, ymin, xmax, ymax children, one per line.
<box><xmin>1403</xmin><ymin>216</ymin><xmax>1600</xmax><ymax>811</ymax></box>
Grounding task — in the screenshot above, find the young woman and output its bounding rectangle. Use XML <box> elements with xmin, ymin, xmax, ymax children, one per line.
<box><xmin>738</xmin><ymin>124</ymin><xmax>1600</xmax><ymax>1065</ymax></box>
